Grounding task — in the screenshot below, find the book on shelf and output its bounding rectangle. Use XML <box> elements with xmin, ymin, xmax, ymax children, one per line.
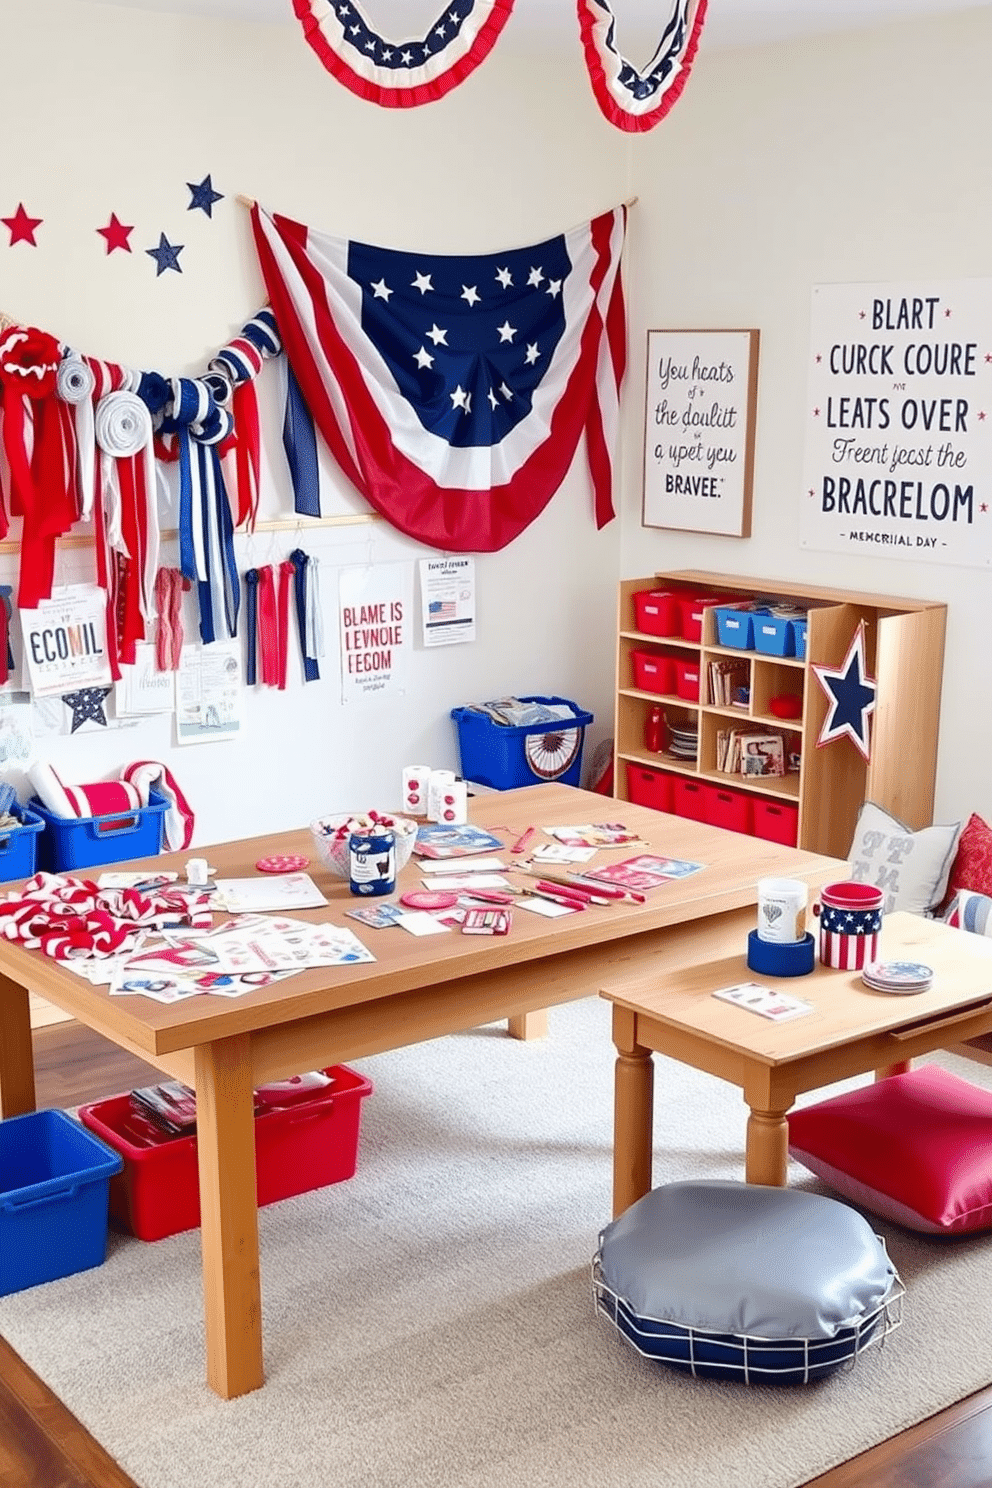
<box><xmin>716</xmin><ymin>728</ymin><xmax>786</xmax><ymax>776</ymax></box>
<box><xmin>707</xmin><ymin>657</ymin><xmax>750</xmax><ymax>707</ymax></box>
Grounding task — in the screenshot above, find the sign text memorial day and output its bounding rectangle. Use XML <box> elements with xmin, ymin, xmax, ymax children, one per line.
<box><xmin>801</xmin><ymin>279</ymin><xmax>992</xmax><ymax>567</ymax></box>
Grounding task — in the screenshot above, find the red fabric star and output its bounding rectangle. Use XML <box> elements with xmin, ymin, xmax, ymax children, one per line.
<box><xmin>2</xmin><ymin>204</ymin><xmax>42</xmax><ymax>246</ymax></box>
<box><xmin>97</xmin><ymin>212</ymin><xmax>134</xmax><ymax>254</ymax></box>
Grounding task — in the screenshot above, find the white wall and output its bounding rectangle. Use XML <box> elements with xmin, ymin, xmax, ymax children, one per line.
<box><xmin>0</xmin><ymin>0</ymin><xmax>627</xmax><ymax>845</ymax></box>
<box><xmin>621</xmin><ymin>6</ymin><xmax>992</xmax><ymax>827</ymax></box>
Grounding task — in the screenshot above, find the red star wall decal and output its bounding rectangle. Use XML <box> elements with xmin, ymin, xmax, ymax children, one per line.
<box><xmin>2</xmin><ymin>204</ymin><xmax>42</xmax><ymax>246</ymax></box>
<box><xmin>97</xmin><ymin>213</ymin><xmax>134</xmax><ymax>254</ymax></box>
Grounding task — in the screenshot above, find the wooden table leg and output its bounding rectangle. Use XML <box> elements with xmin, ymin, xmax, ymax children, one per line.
<box><xmin>194</xmin><ymin>1035</ymin><xmax>264</xmax><ymax>1400</ymax></box>
<box><xmin>507</xmin><ymin>1010</ymin><xmax>548</xmax><ymax>1041</ymax></box>
<box><xmin>745</xmin><ymin>1106</ymin><xmax>790</xmax><ymax>1186</ymax></box>
<box><xmin>0</xmin><ymin>978</ymin><xmax>36</xmax><ymax>1119</ymax></box>
<box><xmin>875</xmin><ymin>1061</ymin><xmax>911</xmax><ymax>1080</ymax></box>
<box><xmin>612</xmin><ymin>1006</ymin><xmax>654</xmax><ymax>1218</ymax></box>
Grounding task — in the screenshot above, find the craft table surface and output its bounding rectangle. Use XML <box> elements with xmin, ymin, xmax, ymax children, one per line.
<box><xmin>0</xmin><ymin>782</ymin><xmax>847</xmax><ymax>1400</ymax></box>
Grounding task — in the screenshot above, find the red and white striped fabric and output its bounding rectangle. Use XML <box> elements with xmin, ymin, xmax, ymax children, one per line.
<box><xmin>577</xmin><ymin>0</ymin><xmax>708</xmax><ymax>133</ymax></box>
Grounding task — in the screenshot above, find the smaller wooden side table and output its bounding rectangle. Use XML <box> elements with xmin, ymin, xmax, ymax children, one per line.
<box><xmin>600</xmin><ymin>911</ymin><xmax>992</xmax><ymax>1216</ymax></box>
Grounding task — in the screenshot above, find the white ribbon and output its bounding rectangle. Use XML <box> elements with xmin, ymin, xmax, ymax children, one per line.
<box><xmin>95</xmin><ymin>391</ymin><xmax>159</xmax><ymax>619</ymax></box>
<box><xmin>305</xmin><ymin>555</ymin><xmax>324</xmax><ymax>660</ymax></box>
<box><xmin>57</xmin><ymin>355</ymin><xmax>96</xmax><ymax>520</ymax></box>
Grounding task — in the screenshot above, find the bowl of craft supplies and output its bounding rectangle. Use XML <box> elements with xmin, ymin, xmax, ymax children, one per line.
<box><xmin>309</xmin><ymin>811</ymin><xmax>419</xmax><ymax>880</ymax></box>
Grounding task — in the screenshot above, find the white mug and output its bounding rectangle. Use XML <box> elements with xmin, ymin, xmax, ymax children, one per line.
<box><xmin>757</xmin><ymin>877</ymin><xmax>808</xmax><ymax>944</ymax></box>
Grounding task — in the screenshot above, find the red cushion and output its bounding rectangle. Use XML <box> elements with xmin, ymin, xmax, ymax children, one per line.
<box><xmin>788</xmin><ymin>1066</ymin><xmax>992</xmax><ymax>1235</ymax></box>
<box><xmin>947</xmin><ymin>813</ymin><xmax>992</xmax><ymax>899</ymax></box>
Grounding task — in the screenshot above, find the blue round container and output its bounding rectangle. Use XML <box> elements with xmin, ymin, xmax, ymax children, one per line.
<box><xmin>348</xmin><ymin>829</ymin><xmax>396</xmax><ymax>896</ymax></box>
<box><xmin>746</xmin><ymin>930</ymin><xmax>816</xmax><ymax>978</ymax></box>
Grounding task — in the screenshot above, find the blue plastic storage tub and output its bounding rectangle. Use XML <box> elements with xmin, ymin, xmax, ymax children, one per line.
<box><xmin>452</xmin><ymin>696</ymin><xmax>594</xmax><ymax>789</ymax></box>
<box><xmin>752</xmin><ymin>612</ymin><xmax>796</xmax><ymax>657</ymax></box>
<box><xmin>791</xmin><ymin>617</ymin><xmax>808</xmax><ymax>660</ymax></box>
<box><xmin>715</xmin><ymin>607</ymin><xmax>754</xmax><ymax>649</ymax></box>
<box><xmin>0</xmin><ymin>803</ymin><xmax>45</xmax><ymax>884</ymax></box>
<box><xmin>0</xmin><ymin>1109</ymin><xmax>123</xmax><ymax>1295</ymax></box>
<box><xmin>32</xmin><ymin>788</ymin><xmax>169</xmax><ymax>873</ymax></box>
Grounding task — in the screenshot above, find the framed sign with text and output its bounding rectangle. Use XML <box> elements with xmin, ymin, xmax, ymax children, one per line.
<box><xmin>642</xmin><ymin>328</ymin><xmax>759</xmax><ymax>536</ymax></box>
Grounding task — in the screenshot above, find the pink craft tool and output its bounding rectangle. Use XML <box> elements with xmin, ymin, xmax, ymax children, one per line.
<box><xmin>511</xmin><ymin>826</ymin><xmax>537</xmax><ymax>854</ymax></box>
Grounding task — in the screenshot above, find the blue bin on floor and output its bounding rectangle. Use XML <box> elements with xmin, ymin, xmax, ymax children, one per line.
<box><xmin>31</xmin><ymin>788</ymin><xmax>169</xmax><ymax>873</ymax></box>
<box><xmin>0</xmin><ymin>1109</ymin><xmax>123</xmax><ymax>1295</ymax></box>
<box><xmin>0</xmin><ymin>803</ymin><xmax>44</xmax><ymax>884</ymax></box>
<box><xmin>451</xmin><ymin>695</ymin><xmax>594</xmax><ymax>789</ymax></box>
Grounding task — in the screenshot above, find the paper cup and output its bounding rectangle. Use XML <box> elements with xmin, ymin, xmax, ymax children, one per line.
<box><xmin>817</xmin><ymin>881</ymin><xmax>884</xmax><ymax>970</ymax></box>
<box><xmin>757</xmin><ymin>878</ymin><xmax>808</xmax><ymax>944</ymax></box>
<box><xmin>402</xmin><ymin>765</ymin><xmax>432</xmax><ymax>817</ymax></box>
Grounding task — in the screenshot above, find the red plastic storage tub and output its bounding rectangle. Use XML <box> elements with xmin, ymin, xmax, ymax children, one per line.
<box><xmin>677</xmin><ymin>594</ymin><xmax>725</xmax><ymax>644</ymax></box>
<box><xmin>631</xmin><ymin>650</ymin><xmax>676</xmax><ymax>694</ymax></box>
<box><xmin>78</xmin><ymin>1065</ymin><xmax>373</xmax><ymax>1241</ymax></box>
<box><xmin>671</xmin><ymin>777</ymin><xmax>708</xmax><ymax>822</ymax></box>
<box><xmin>632</xmin><ymin>590</ymin><xmax>680</xmax><ymax>637</ymax></box>
<box><xmin>704</xmin><ymin>784</ymin><xmax>754</xmax><ymax>835</ymax></box>
<box><xmin>626</xmin><ymin>764</ymin><xmax>674</xmax><ymax>813</ymax></box>
<box><xmin>673</xmin><ymin>658</ymin><xmax>700</xmax><ymax>702</ymax></box>
<box><xmin>752</xmin><ymin>798</ymin><xmax>799</xmax><ymax>846</ymax></box>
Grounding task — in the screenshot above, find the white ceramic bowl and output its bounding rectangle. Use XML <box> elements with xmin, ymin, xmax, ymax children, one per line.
<box><xmin>309</xmin><ymin>813</ymin><xmax>419</xmax><ymax>880</ymax></box>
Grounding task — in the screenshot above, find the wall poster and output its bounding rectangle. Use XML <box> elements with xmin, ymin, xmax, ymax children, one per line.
<box><xmin>801</xmin><ymin>279</ymin><xmax>992</xmax><ymax>567</ymax></box>
<box><xmin>642</xmin><ymin>328</ymin><xmax>759</xmax><ymax>536</ymax></box>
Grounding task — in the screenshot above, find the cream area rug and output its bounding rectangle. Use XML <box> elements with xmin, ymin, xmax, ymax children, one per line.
<box><xmin>2</xmin><ymin>995</ymin><xmax>991</xmax><ymax>1488</ymax></box>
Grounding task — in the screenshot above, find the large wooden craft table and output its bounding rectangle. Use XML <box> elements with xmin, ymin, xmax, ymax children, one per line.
<box><xmin>0</xmin><ymin>782</ymin><xmax>846</xmax><ymax>1399</ymax></box>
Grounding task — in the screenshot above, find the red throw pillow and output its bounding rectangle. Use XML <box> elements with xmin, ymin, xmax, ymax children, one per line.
<box><xmin>947</xmin><ymin>813</ymin><xmax>992</xmax><ymax>899</ymax></box>
<box><xmin>788</xmin><ymin>1066</ymin><xmax>992</xmax><ymax>1235</ymax></box>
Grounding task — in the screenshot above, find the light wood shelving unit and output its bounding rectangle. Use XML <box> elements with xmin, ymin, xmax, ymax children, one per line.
<box><xmin>614</xmin><ymin>571</ymin><xmax>947</xmax><ymax>860</ymax></box>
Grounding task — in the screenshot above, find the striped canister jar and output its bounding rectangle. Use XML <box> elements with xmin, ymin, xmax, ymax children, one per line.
<box><xmin>817</xmin><ymin>882</ymin><xmax>884</xmax><ymax>970</ymax></box>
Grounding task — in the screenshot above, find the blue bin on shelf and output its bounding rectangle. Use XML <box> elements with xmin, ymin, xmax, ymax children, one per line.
<box><xmin>753</xmin><ymin>612</ymin><xmax>796</xmax><ymax>657</ymax></box>
<box><xmin>715</xmin><ymin>607</ymin><xmax>755</xmax><ymax>649</ymax></box>
<box><xmin>791</xmin><ymin>617</ymin><xmax>808</xmax><ymax>660</ymax></box>
<box><xmin>0</xmin><ymin>1109</ymin><xmax>123</xmax><ymax>1296</ymax></box>
<box><xmin>451</xmin><ymin>695</ymin><xmax>594</xmax><ymax>790</ymax></box>
<box><xmin>31</xmin><ymin>788</ymin><xmax>169</xmax><ymax>873</ymax></box>
<box><xmin>0</xmin><ymin>803</ymin><xmax>45</xmax><ymax>884</ymax></box>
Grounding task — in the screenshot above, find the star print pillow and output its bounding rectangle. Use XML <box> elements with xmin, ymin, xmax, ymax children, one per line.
<box><xmin>847</xmin><ymin>801</ymin><xmax>961</xmax><ymax>915</ymax></box>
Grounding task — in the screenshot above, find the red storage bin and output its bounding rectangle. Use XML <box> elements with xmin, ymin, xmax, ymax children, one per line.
<box><xmin>673</xmin><ymin>658</ymin><xmax>700</xmax><ymax>701</ymax></box>
<box><xmin>78</xmin><ymin>1064</ymin><xmax>373</xmax><ymax>1242</ymax></box>
<box><xmin>632</xmin><ymin>589</ymin><xmax>680</xmax><ymax>637</ymax></box>
<box><xmin>752</xmin><ymin>798</ymin><xmax>799</xmax><ymax>847</ymax></box>
<box><xmin>631</xmin><ymin>649</ymin><xmax>676</xmax><ymax>694</ymax></box>
<box><xmin>677</xmin><ymin>594</ymin><xmax>725</xmax><ymax>644</ymax></box>
<box><xmin>671</xmin><ymin>777</ymin><xmax>708</xmax><ymax>822</ymax></box>
<box><xmin>626</xmin><ymin>764</ymin><xmax>674</xmax><ymax>813</ymax></box>
<box><xmin>704</xmin><ymin>784</ymin><xmax>753</xmax><ymax>835</ymax></box>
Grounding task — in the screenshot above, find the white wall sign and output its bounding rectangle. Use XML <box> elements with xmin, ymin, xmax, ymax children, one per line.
<box><xmin>19</xmin><ymin>584</ymin><xmax>113</xmax><ymax>698</ymax></box>
<box><xmin>338</xmin><ymin>563</ymin><xmax>413</xmax><ymax>703</ymax></box>
<box><xmin>419</xmin><ymin>557</ymin><xmax>476</xmax><ymax>647</ymax></box>
<box><xmin>801</xmin><ymin>279</ymin><xmax>992</xmax><ymax>567</ymax></box>
<box><xmin>642</xmin><ymin>328</ymin><xmax>759</xmax><ymax>536</ymax></box>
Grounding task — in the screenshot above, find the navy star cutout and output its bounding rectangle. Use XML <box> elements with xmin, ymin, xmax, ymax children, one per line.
<box><xmin>146</xmin><ymin>233</ymin><xmax>184</xmax><ymax>276</ymax></box>
<box><xmin>62</xmin><ymin>687</ymin><xmax>113</xmax><ymax>734</ymax></box>
<box><xmin>812</xmin><ymin>623</ymin><xmax>876</xmax><ymax>761</ymax></box>
<box><xmin>187</xmin><ymin>174</ymin><xmax>223</xmax><ymax>218</ymax></box>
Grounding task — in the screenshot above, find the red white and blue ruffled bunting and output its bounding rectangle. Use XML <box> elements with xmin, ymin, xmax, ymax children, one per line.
<box><xmin>577</xmin><ymin>0</ymin><xmax>707</xmax><ymax>133</ymax></box>
<box><xmin>292</xmin><ymin>0</ymin><xmax>516</xmax><ymax>108</ymax></box>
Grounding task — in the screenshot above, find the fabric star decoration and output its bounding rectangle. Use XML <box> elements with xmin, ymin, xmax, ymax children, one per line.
<box><xmin>97</xmin><ymin>212</ymin><xmax>134</xmax><ymax>254</ymax></box>
<box><xmin>186</xmin><ymin>174</ymin><xmax>224</xmax><ymax>218</ymax></box>
<box><xmin>146</xmin><ymin>234</ymin><xmax>184</xmax><ymax>275</ymax></box>
<box><xmin>62</xmin><ymin>687</ymin><xmax>113</xmax><ymax>734</ymax></box>
<box><xmin>2</xmin><ymin>203</ymin><xmax>43</xmax><ymax>246</ymax></box>
<box><xmin>812</xmin><ymin>622</ymin><xmax>876</xmax><ymax>761</ymax></box>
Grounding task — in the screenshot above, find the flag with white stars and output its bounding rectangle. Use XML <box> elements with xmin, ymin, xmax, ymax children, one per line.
<box><xmin>250</xmin><ymin>203</ymin><xmax>626</xmax><ymax>551</ymax></box>
<box><xmin>292</xmin><ymin>0</ymin><xmax>514</xmax><ymax>107</ymax></box>
<box><xmin>577</xmin><ymin>0</ymin><xmax>707</xmax><ymax>133</ymax></box>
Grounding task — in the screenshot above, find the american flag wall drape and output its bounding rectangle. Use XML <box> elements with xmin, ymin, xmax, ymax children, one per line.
<box><xmin>249</xmin><ymin>203</ymin><xmax>627</xmax><ymax>552</ymax></box>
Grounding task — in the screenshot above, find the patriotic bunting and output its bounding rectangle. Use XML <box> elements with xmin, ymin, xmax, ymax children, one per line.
<box><xmin>292</xmin><ymin>0</ymin><xmax>515</xmax><ymax>108</ymax></box>
<box><xmin>249</xmin><ymin>202</ymin><xmax>627</xmax><ymax>552</ymax></box>
<box><xmin>577</xmin><ymin>0</ymin><xmax>708</xmax><ymax>133</ymax></box>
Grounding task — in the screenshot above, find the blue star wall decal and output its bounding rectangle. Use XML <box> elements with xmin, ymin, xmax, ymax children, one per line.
<box><xmin>812</xmin><ymin>622</ymin><xmax>876</xmax><ymax>761</ymax></box>
<box><xmin>62</xmin><ymin>687</ymin><xmax>112</xmax><ymax>734</ymax></box>
<box><xmin>187</xmin><ymin>174</ymin><xmax>223</xmax><ymax>217</ymax></box>
<box><xmin>146</xmin><ymin>233</ymin><xmax>184</xmax><ymax>275</ymax></box>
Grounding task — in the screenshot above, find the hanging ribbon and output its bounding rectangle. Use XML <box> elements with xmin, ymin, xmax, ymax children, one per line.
<box><xmin>276</xmin><ymin>558</ymin><xmax>294</xmax><ymax>690</ymax></box>
<box><xmin>577</xmin><ymin>0</ymin><xmax>708</xmax><ymax>133</ymax></box>
<box><xmin>256</xmin><ymin>564</ymin><xmax>280</xmax><ymax>686</ymax></box>
<box><xmin>208</xmin><ymin>307</ymin><xmax>282</xmax><ymax>530</ymax></box>
<box><xmin>57</xmin><ymin>354</ymin><xmax>97</xmax><ymax>520</ymax></box>
<box><xmin>289</xmin><ymin>548</ymin><xmax>320</xmax><ymax>682</ymax></box>
<box><xmin>161</xmin><ymin>378</ymin><xmax>240</xmax><ymax>646</ymax></box>
<box><xmin>0</xmin><ymin>325</ymin><xmax>70</xmax><ymax>608</ymax></box>
<box><xmin>154</xmin><ymin>565</ymin><xmax>190</xmax><ymax>672</ymax></box>
<box><xmin>0</xmin><ymin>585</ymin><xmax>12</xmax><ymax>686</ymax></box>
<box><xmin>282</xmin><ymin>361</ymin><xmax>321</xmax><ymax>517</ymax></box>
<box><xmin>95</xmin><ymin>389</ymin><xmax>159</xmax><ymax>666</ymax></box>
<box><xmin>243</xmin><ymin>567</ymin><xmax>260</xmax><ymax>685</ymax></box>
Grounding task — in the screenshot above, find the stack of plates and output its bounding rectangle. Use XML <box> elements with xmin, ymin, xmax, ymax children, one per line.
<box><xmin>861</xmin><ymin>960</ymin><xmax>934</xmax><ymax>995</ymax></box>
<box><xmin>668</xmin><ymin>725</ymin><xmax>698</xmax><ymax>761</ymax></box>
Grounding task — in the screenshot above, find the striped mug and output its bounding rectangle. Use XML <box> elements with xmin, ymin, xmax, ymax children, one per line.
<box><xmin>817</xmin><ymin>881</ymin><xmax>884</xmax><ymax>970</ymax></box>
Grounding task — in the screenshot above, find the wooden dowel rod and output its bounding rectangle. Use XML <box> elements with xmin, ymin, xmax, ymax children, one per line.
<box><xmin>237</xmin><ymin>195</ymin><xmax>256</xmax><ymax>208</ymax></box>
<box><xmin>0</xmin><ymin>509</ymin><xmax>377</xmax><ymax>556</ymax></box>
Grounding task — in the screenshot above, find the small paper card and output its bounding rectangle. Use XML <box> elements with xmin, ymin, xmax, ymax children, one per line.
<box><xmin>421</xmin><ymin>857</ymin><xmax>507</xmax><ymax>875</ymax></box>
<box><xmin>711</xmin><ymin>981</ymin><xmax>814</xmax><ymax>1021</ymax></box>
<box><xmin>517</xmin><ymin>895</ymin><xmax>578</xmax><ymax>917</ymax></box>
<box><xmin>395</xmin><ymin>910</ymin><xmax>451</xmax><ymax>936</ymax></box>
<box><xmin>529</xmin><ymin>843</ymin><xmax>598</xmax><ymax>864</ymax></box>
<box><xmin>345</xmin><ymin>904</ymin><xmax>405</xmax><ymax>929</ymax></box>
<box><xmin>419</xmin><ymin>874</ymin><xmax>510</xmax><ymax>891</ymax></box>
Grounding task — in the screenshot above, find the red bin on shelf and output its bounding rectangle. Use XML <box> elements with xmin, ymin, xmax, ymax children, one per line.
<box><xmin>626</xmin><ymin>764</ymin><xmax>674</xmax><ymax>813</ymax></box>
<box><xmin>673</xmin><ymin>658</ymin><xmax>700</xmax><ymax>702</ymax></box>
<box><xmin>704</xmin><ymin>784</ymin><xmax>753</xmax><ymax>835</ymax></box>
<box><xmin>752</xmin><ymin>798</ymin><xmax>799</xmax><ymax>846</ymax></box>
<box><xmin>632</xmin><ymin>590</ymin><xmax>680</xmax><ymax>637</ymax></box>
<box><xmin>631</xmin><ymin>650</ymin><xmax>676</xmax><ymax>694</ymax></box>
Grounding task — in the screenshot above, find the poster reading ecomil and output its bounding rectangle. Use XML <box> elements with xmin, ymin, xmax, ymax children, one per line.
<box><xmin>801</xmin><ymin>279</ymin><xmax>992</xmax><ymax>567</ymax></box>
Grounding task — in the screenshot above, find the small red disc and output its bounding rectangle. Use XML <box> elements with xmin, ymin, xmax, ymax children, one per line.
<box><xmin>400</xmin><ymin>890</ymin><xmax>459</xmax><ymax>910</ymax></box>
<box><xmin>256</xmin><ymin>855</ymin><xmax>310</xmax><ymax>874</ymax></box>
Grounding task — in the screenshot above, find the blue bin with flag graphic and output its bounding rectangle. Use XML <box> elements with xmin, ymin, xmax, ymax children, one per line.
<box><xmin>451</xmin><ymin>696</ymin><xmax>594</xmax><ymax>790</ymax></box>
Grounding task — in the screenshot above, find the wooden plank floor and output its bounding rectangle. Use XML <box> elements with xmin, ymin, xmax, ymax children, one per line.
<box><xmin>3</xmin><ymin>1020</ymin><xmax>992</xmax><ymax>1488</ymax></box>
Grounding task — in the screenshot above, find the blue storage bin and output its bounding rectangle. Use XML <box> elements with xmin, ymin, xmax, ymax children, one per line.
<box><xmin>791</xmin><ymin>617</ymin><xmax>808</xmax><ymax>660</ymax></box>
<box><xmin>452</xmin><ymin>695</ymin><xmax>594</xmax><ymax>789</ymax></box>
<box><xmin>32</xmin><ymin>788</ymin><xmax>169</xmax><ymax>873</ymax></box>
<box><xmin>715</xmin><ymin>607</ymin><xmax>754</xmax><ymax>649</ymax></box>
<box><xmin>752</xmin><ymin>612</ymin><xmax>796</xmax><ymax>657</ymax></box>
<box><xmin>0</xmin><ymin>803</ymin><xmax>44</xmax><ymax>884</ymax></box>
<box><xmin>0</xmin><ymin>1108</ymin><xmax>123</xmax><ymax>1296</ymax></box>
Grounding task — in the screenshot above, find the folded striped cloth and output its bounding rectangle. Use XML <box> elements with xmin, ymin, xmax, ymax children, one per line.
<box><xmin>28</xmin><ymin>760</ymin><xmax>194</xmax><ymax>850</ymax></box>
